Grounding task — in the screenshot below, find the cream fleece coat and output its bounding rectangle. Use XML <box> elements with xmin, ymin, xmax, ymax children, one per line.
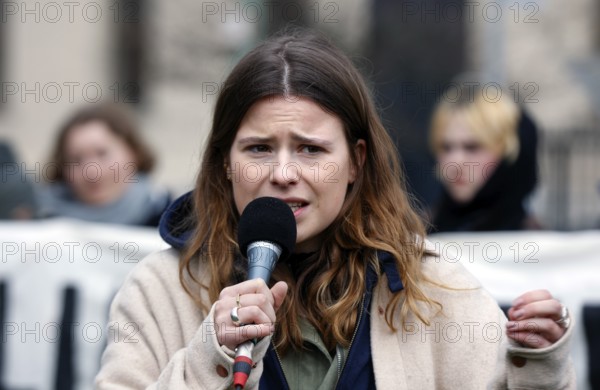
<box><xmin>95</xmin><ymin>243</ymin><xmax>575</xmax><ymax>389</ymax></box>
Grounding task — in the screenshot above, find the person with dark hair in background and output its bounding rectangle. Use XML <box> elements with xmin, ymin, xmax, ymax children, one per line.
<box><xmin>429</xmin><ymin>83</ymin><xmax>540</xmax><ymax>232</ymax></box>
<box><xmin>96</xmin><ymin>31</ymin><xmax>574</xmax><ymax>389</ymax></box>
<box><xmin>0</xmin><ymin>141</ymin><xmax>37</xmax><ymax>220</ymax></box>
<box><xmin>37</xmin><ymin>104</ymin><xmax>170</xmax><ymax>226</ymax></box>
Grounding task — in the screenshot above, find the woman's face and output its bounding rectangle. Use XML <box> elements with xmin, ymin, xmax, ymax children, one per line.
<box><xmin>436</xmin><ymin>113</ymin><xmax>502</xmax><ymax>203</ymax></box>
<box><xmin>63</xmin><ymin>120</ymin><xmax>137</xmax><ymax>205</ymax></box>
<box><xmin>228</xmin><ymin>96</ymin><xmax>365</xmax><ymax>253</ymax></box>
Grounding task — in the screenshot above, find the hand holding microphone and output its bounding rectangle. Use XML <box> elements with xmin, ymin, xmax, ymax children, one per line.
<box><xmin>215</xmin><ymin>279</ymin><xmax>288</xmax><ymax>351</ymax></box>
<box><xmin>213</xmin><ymin>197</ymin><xmax>296</xmax><ymax>389</ymax></box>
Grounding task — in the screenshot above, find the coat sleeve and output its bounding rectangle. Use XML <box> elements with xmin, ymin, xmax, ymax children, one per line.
<box><xmin>410</xmin><ymin>245</ymin><xmax>577</xmax><ymax>390</ymax></box>
<box><xmin>94</xmin><ymin>250</ymin><xmax>271</xmax><ymax>390</ymax></box>
<box><xmin>488</xmin><ymin>307</ymin><xmax>576</xmax><ymax>390</ymax></box>
<box><xmin>421</xmin><ymin>241</ymin><xmax>577</xmax><ymax>389</ymax></box>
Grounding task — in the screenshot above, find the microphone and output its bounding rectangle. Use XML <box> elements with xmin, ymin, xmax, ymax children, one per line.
<box><xmin>233</xmin><ymin>197</ymin><xmax>296</xmax><ymax>389</ymax></box>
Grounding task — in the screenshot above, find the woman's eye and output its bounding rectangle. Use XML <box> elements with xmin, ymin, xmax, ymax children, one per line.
<box><xmin>249</xmin><ymin>145</ymin><xmax>270</xmax><ymax>153</ymax></box>
<box><xmin>463</xmin><ymin>142</ymin><xmax>482</xmax><ymax>153</ymax></box>
<box><xmin>301</xmin><ymin>145</ymin><xmax>322</xmax><ymax>154</ymax></box>
<box><xmin>440</xmin><ymin>143</ymin><xmax>452</xmax><ymax>153</ymax></box>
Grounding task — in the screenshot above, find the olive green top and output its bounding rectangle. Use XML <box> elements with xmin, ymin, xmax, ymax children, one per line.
<box><xmin>279</xmin><ymin>317</ymin><xmax>348</xmax><ymax>390</ymax></box>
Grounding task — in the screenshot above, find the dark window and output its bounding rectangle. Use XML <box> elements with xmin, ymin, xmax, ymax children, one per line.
<box><xmin>369</xmin><ymin>0</ymin><xmax>467</xmax><ymax>209</ymax></box>
<box><xmin>112</xmin><ymin>0</ymin><xmax>145</xmax><ymax>105</ymax></box>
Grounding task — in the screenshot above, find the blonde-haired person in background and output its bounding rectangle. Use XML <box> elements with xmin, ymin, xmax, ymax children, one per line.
<box><xmin>429</xmin><ymin>81</ymin><xmax>540</xmax><ymax>232</ymax></box>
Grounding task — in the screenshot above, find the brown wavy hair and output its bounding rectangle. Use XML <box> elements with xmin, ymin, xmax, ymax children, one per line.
<box><xmin>180</xmin><ymin>29</ymin><xmax>440</xmax><ymax>353</ymax></box>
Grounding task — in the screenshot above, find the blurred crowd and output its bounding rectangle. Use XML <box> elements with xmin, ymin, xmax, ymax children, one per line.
<box><xmin>0</xmin><ymin>78</ymin><xmax>542</xmax><ymax>234</ymax></box>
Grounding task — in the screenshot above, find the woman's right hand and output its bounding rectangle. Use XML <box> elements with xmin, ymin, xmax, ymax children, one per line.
<box><xmin>214</xmin><ymin>279</ymin><xmax>288</xmax><ymax>350</ymax></box>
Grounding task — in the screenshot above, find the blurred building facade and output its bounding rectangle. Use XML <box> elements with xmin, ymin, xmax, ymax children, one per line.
<box><xmin>0</xmin><ymin>0</ymin><xmax>598</xmax><ymax>230</ymax></box>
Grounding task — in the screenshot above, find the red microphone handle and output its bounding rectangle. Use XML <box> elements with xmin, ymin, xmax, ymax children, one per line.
<box><xmin>233</xmin><ymin>340</ymin><xmax>255</xmax><ymax>389</ymax></box>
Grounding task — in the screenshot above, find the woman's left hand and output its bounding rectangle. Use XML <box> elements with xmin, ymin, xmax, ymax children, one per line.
<box><xmin>506</xmin><ymin>289</ymin><xmax>570</xmax><ymax>348</ymax></box>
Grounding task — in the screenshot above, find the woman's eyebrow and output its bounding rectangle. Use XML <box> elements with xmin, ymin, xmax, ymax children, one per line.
<box><xmin>237</xmin><ymin>134</ymin><xmax>334</xmax><ymax>147</ymax></box>
<box><xmin>290</xmin><ymin>133</ymin><xmax>334</xmax><ymax>146</ymax></box>
<box><xmin>236</xmin><ymin>136</ymin><xmax>275</xmax><ymax>145</ymax></box>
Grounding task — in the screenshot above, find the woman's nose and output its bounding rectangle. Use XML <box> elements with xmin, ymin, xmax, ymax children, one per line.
<box><xmin>268</xmin><ymin>154</ymin><xmax>300</xmax><ymax>186</ymax></box>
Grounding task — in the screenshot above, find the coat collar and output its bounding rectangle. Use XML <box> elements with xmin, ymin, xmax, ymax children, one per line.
<box><xmin>376</xmin><ymin>251</ymin><xmax>404</xmax><ymax>292</ymax></box>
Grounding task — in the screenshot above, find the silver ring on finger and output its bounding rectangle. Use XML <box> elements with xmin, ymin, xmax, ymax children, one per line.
<box><xmin>555</xmin><ymin>305</ymin><xmax>571</xmax><ymax>329</ymax></box>
<box><xmin>230</xmin><ymin>306</ymin><xmax>242</xmax><ymax>327</ymax></box>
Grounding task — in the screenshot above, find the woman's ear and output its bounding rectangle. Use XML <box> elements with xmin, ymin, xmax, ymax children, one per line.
<box><xmin>349</xmin><ymin>139</ymin><xmax>366</xmax><ymax>184</ymax></box>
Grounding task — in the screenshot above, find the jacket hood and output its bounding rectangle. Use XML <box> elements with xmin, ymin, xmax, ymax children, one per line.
<box><xmin>159</xmin><ymin>191</ymin><xmax>195</xmax><ymax>249</ymax></box>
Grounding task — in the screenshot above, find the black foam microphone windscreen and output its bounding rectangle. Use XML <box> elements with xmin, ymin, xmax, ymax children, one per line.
<box><xmin>237</xmin><ymin>197</ymin><xmax>297</xmax><ymax>261</ymax></box>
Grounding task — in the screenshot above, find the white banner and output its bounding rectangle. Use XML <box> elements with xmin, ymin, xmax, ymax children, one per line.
<box><xmin>0</xmin><ymin>218</ymin><xmax>166</xmax><ymax>390</ymax></box>
<box><xmin>0</xmin><ymin>220</ymin><xmax>597</xmax><ymax>389</ymax></box>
